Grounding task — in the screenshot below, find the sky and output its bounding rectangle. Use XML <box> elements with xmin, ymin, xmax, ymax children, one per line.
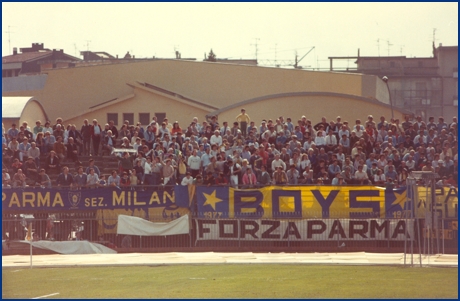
<box><xmin>2</xmin><ymin>2</ymin><xmax>458</xmax><ymax>70</ymax></box>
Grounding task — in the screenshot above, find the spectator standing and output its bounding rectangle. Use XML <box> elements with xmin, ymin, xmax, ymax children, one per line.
<box><xmin>235</xmin><ymin>108</ymin><xmax>250</xmax><ymax>137</ymax></box>
<box><xmin>80</xmin><ymin>119</ymin><xmax>92</xmax><ymax>156</ymax></box>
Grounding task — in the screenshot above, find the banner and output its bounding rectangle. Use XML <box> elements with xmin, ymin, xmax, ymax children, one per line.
<box><xmin>194</xmin><ymin>186</ymin><xmax>458</xmax><ymax>219</ymax></box>
<box><xmin>96</xmin><ymin>207</ymin><xmax>191</xmax><ymax>235</ymax></box>
<box><xmin>117</xmin><ymin>214</ymin><xmax>189</xmax><ymax>236</ymax></box>
<box><xmin>2</xmin><ymin>187</ymin><xmax>181</xmax><ymax>212</ymax></box>
<box><xmin>195</xmin><ymin>218</ymin><xmax>414</xmax><ymax>241</ymax></box>
<box><xmin>3</xmin><ymin>186</ymin><xmax>457</xmax><ymax>220</ymax></box>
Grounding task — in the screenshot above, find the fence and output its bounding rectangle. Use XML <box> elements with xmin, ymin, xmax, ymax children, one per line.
<box><xmin>2</xmin><ymin>212</ymin><xmax>457</xmax><ymax>254</ymax></box>
<box><xmin>2</xmin><ymin>184</ymin><xmax>458</xmax><ymax>254</ymax></box>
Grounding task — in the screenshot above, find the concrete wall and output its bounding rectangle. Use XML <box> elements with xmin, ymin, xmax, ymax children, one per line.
<box><xmin>20</xmin><ymin>100</ymin><xmax>48</xmax><ymax>126</ymax></box>
<box><xmin>65</xmin><ymin>88</ymin><xmax>210</xmax><ymax>127</ymax></box>
<box><xmin>216</xmin><ymin>94</ymin><xmax>406</xmax><ymax>126</ymax></box>
<box><xmin>2</xmin><ymin>59</ymin><xmax>400</xmax><ymax>127</ymax></box>
<box><xmin>3</xmin><ymin>60</ymin><xmax>374</xmax><ymax>122</ymax></box>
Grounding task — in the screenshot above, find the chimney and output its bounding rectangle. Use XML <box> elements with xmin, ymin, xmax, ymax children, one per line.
<box><xmin>133</xmin><ymin>55</ymin><xmax>135</xmax><ymax>59</ymax></box>
<box><xmin>439</xmin><ymin>43</ymin><xmax>443</xmax><ymax>47</ymax></box>
<box><xmin>116</xmin><ymin>55</ymin><xmax>118</xmax><ymax>59</ymax></box>
<box><xmin>13</xmin><ymin>47</ymin><xmax>17</xmax><ymax>55</ymax></box>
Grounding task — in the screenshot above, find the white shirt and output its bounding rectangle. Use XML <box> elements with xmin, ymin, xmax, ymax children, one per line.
<box><xmin>144</xmin><ymin>162</ymin><xmax>152</xmax><ymax>174</ymax></box>
<box><xmin>181</xmin><ymin>176</ymin><xmax>194</xmax><ymax>186</ymax></box>
<box><xmin>325</xmin><ymin>135</ymin><xmax>337</xmax><ymax>145</ymax></box>
<box><xmin>187</xmin><ymin>155</ymin><xmax>201</xmax><ymax>170</ymax></box>
<box><xmin>271</xmin><ymin>159</ymin><xmax>286</xmax><ymax>171</ymax></box>
<box><xmin>315</xmin><ymin>136</ymin><xmax>326</xmax><ymax>146</ymax></box>
<box><xmin>210</xmin><ymin>134</ymin><xmax>223</xmax><ymax>146</ymax></box>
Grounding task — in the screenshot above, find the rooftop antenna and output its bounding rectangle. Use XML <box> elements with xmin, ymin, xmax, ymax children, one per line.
<box><xmin>383</xmin><ymin>39</ymin><xmax>393</xmax><ymax>56</ymax></box>
<box><xmin>399</xmin><ymin>45</ymin><xmax>405</xmax><ymax>56</ymax></box>
<box><xmin>5</xmin><ymin>25</ymin><xmax>16</xmax><ymax>55</ymax></box>
<box><xmin>84</xmin><ymin>40</ymin><xmax>91</xmax><ymax>51</ymax></box>
<box><xmin>432</xmin><ymin>28</ymin><xmax>437</xmax><ymax>44</ymax></box>
<box><xmin>270</xmin><ymin>43</ymin><xmax>278</xmax><ymax>67</ymax></box>
<box><xmin>376</xmin><ymin>39</ymin><xmax>380</xmax><ymax>57</ymax></box>
<box><xmin>73</xmin><ymin>43</ymin><xmax>78</xmax><ymax>57</ymax></box>
<box><xmin>250</xmin><ymin>38</ymin><xmax>260</xmax><ymax>60</ymax></box>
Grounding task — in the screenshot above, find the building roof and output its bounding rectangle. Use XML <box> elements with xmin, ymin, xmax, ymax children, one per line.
<box><xmin>2</xmin><ymin>96</ymin><xmax>35</xmax><ymax>118</ymax></box>
<box><xmin>2</xmin><ymin>51</ymin><xmax>51</xmax><ymax>64</ymax></box>
<box><xmin>206</xmin><ymin>91</ymin><xmax>412</xmax><ymax>119</ymax></box>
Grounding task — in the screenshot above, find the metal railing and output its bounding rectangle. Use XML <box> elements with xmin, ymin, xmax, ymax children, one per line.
<box><xmin>2</xmin><ymin>212</ymin><xmax>457</xmax><ymax>254</ymax></box>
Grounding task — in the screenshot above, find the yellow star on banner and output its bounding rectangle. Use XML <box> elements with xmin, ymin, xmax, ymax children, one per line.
<box><xmin>391</xmin><ymin>191</ymin><xmax>408</xmax><ymax>209</ymax></box>
<box><xmin>203</xmin><ymin>190</ymin><xmax>223</xmax><ymax>211</ymax></box>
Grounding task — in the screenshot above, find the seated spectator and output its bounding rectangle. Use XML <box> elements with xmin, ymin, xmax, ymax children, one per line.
<box><xmin>38</xmin><ymin>169</ymin><xmax>52</xmax><ymax>188</ymax></box>
<box><xmin>85</xmin><ymin>159</ymin><xmax>101</xmax><ymax>176</ymax></box>
<box><xmin>327</xmin><ymin>160</ymin><xmax>341</xmax><ymax>179</ymax></box>
<box><xmin>23</xmin><ymin>156</ymin><xmax>39</xmax><ymax>184</ymax></box>
<box><xmin>45</xmin><ymin>151</ymin><xmax>61</xmax><ymax>174</ymax></box>
<box><xmin>120</xmin><ymin>172</ymin><xmax>131</xmax><ymax>188</ymax></box>
<box><xmin>272</xmin><ymin>166</ymin><xmax>287</xmax><ymax>185</ymax></box>
<box><xmin>18</xmin><ymin>138</ymin><xmax>31</xmax><ymax>162</ymax></box>
<box><xmin>12</xmin><ymin>169</ymin><xmax>27</xmax><ymax>188</ymax></box>
<box><xmin>73</xmin><ymin>166</ymin><xmax>88</xmax><ymax>189</ymax></box>
<box><xmin>354</xmin><ymin>165</ymin><xmax>369</xmax><ymax>184</ymax></box>
<box><xmin>98</xmin><ymin>175</ymin><xmax>107</xmax><ymax>187</ymax></box>
<box><xmin>331</xmin><ymin>173</ymin><xmax>345</xmax><ymax>185</ymax></box>
<box><xmin>66</xmin><ymin>137</ymin><xmax>81</xmax><ymax>165</ymax></box>
<box><xmin>181</xmin><ymin>172</ymin><xmax>195</xmax><ymax>186</ymax></box>
<box><xmin>53</xmin><ymin>136</ymin><xmax>66</xmax><ymax>161</ymax></box>
<box><xmin>27</xmin><ymin>142</ymin><xmax>41</xmax><ymax>168</ymax></box>
<box><xmin>374</xmin><ymin>169</ymin><xmax>386</xmax><ymax>186</ymax></box>
<box><xmin>56</xmin><ymin>166</ymin><xmax>74</xmax><ymax>188</ymax></box>
<box><xmin>2</xmin><ymin>168</ymin><xmax>11</xmax><ymax>188</ymax></box>
<box><xmin>286</xmin><ymin>164</ymin><xmax>299</xmax><ymax>185</ymax></box>
<box><xmin>108</xmin><ymin>170</ymin><xmax>121</xmax><ymax>187</ymax></box>
<box><xmin>43</xmin><ymin>131</ymin><xmax>56</xmax><ymax>153</ymax></box>
<box><xmin>86</xmin><ymin>168</ymin><xmax>100</xmax><ymax>188</ymax></box>
<box><xmin>102</xmin><ymin>130</ymin><xmax>115</xmax><ymax>154</ymax></box>
<box><xmin>203</xmin><ymin>171</ymin><xmax>215</xmax><ymax>186</ymax></box>
<box><xmin>242</xmin><ymin>167</ymin><xmax>257</xmax><ymax>187</ymax></box>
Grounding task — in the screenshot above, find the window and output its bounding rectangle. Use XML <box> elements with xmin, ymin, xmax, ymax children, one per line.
<box><xmin>107</xmin><ymin>113</ymin><xmax>118</xmax><ymax>125</ymax></box>
<box><xmin>415</xmin><ymin>82</ymin><xmax>427</xmax><ymax>98</ymax></box>
<box><xmin>155</xmin><ymin>112</ymin><xmax>166</xmax><ymax>124</ymax></box>
<box><xmin>139</xmin><ymin>113</ymin><xmax>150</xmax><ymax>125</ymax></box>
<box><xmin>389</xmin><ymin>61</ymin><xmax>395</xmax><ymax>68</ymax></box>
<box><xmin>122</xmin><ymin>113</ymin><xmax>134</xmax><ymax>125</ymax></box>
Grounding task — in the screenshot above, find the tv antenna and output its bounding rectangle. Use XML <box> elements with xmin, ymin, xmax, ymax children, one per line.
<box><xmin>84</xmin><ymin>40</ymin><xmax>91</xmax><ymax>51</ymax></box>
<box><xmin>5</xmin><ymin>25</ymin><xmax>16</xmax><ymax>55</ymax></box>
<box><xmin>383</xmin><ymin>39</ymin><xmax>393</xmax><ymax>56</ymax></box>
<box><xmin>270</xmin><ymin>43</ymin><xmax>278</xmax><ymax>67</ymax></box>
<box><xmin>432</xmin><ymin>28</ymin><xmax>437</xmax><ymax>45</ymax></box>
<box><xmin>250</xmin><ymin>38</ymin><xmax>260</xmax><ymax>60</ymax></box>
<box><xmin>376</xmin><ymin>39</ymin><xmax>380</xmax><ymax>56</ymax></box>
<box><xmin>399</xmin><ymin>45</ymin><xmax>405</xmax><ymax>56</ymax></box>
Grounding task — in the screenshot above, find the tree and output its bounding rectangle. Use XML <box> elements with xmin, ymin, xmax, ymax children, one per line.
<box><xmin>204</xmin><ymin>49</ymin><xmax>217</xmax><ymax>62</ymax></box>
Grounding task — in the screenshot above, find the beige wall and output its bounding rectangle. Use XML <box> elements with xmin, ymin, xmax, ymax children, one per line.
<box><xmin>216</xmin><ymin>95</ymin><xmax>405</xmax><ymax>126</ymax></box>
<box><xmin>20</xmin><ymin>100</ymin><xmax>47</xmax><ymax>126</ymax></box>
<box><xmin>2</xmin><ymin>118</ymin><xmax>19</xmax><ymax>128</ymax></box>
<box><xmin>65</xmin><ymin>88</ymin><xmax>210</xmax><ymax>127</ymax></box>
<box><xmin>2</xmin><ymin>59</ymin><xmax>399</xmax><ymax>128</ymax></box>
<box><xmin>5</xmin><ymin>60</ymin><xmax>377</xmax><ymax>122</ymax></box>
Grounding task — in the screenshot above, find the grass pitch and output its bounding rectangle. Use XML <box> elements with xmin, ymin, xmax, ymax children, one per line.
<box><xmin>2</xmin><ymin>264</ymin><xmax>458</xmax><ymax>299</ymax></box>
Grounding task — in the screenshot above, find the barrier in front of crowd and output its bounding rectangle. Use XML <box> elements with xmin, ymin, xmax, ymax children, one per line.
<box><xmin>2</xmin><ymin>185</ymin><xmax>458</xmax><ymax>254</ymax></box>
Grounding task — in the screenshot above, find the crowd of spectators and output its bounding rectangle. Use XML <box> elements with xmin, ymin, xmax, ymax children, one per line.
<box><xmin>2</xmin><ymin>109</ymin><xmax>458</xmax><ymax>189</ymax></box>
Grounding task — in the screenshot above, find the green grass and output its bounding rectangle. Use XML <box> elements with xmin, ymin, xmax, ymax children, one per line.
<box><xmin>2</xmin><ymin>265</ymin><xmax>458</xmax><ymax>299</ymax></box>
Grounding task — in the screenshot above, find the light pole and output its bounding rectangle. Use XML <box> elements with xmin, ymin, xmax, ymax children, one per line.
<box><xmin>382</xmin><ymin>76</ymin><xmax>394</xmax><ymax>120</ymax></box>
